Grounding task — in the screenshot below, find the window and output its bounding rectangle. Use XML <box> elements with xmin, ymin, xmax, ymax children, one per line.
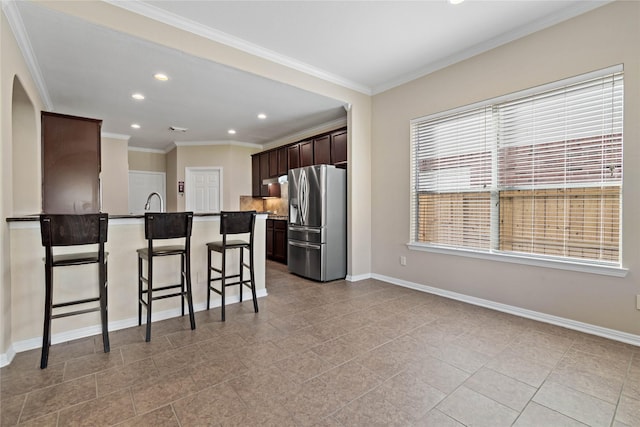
<box><xmin>410</xmin><ymin>66</ymin><xmax>623</xmax><ymax>267</ymax></box>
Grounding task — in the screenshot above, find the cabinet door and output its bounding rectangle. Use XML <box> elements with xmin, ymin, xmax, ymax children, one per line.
<box><xmin>42</xmin><ymin>112</ymin><xmax>102</xmax><ymax>213</ymax></box>
<box><xmin>269</xmin><ymin>150</ymin><xmax>279</xmax><ymax>178</ymax></box>
<box><xmin>288</xmin><ymin>144</ymin><xmax>300</xmax><ymax>170</ymax></box>
<box><xmin>266</xmin><ymin>219</ymin><xmax>274</xmax><ymax>258</ymax></box>
<box><xmin>331</xmin><ymin>130</ymin><xmax>347</xmax><ymax>165</ymax></box>
<box><xmin>313</xmin><ymin>135</ymin><xmax>331</xmax><ymax>165</ymax></box>
<box><xmin>273</xmin><ymin>220</ymin><xmax>287</xmax><ymax>263</ymax></box>
<box><xmin>300</xmin><ymin>140</ymin><xmax>314</xmax><ymax>167</ymax></box>
<box><xmin>251</xmin><ymin>155</ymin><xmax>261</xmax><ymax>197</ymax></box>
<box><xmin>277</xmin><ymin>146</ymin><xmax>288</xmax><ymax>176</ymax></box>
<box><xmin>259</xmin><ymin>152</ymin><xmax>270</xmax><ymax>196</ymax></box>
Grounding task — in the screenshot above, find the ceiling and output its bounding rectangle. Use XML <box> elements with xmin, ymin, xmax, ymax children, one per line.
<box><xmin>7</xmin><ymin>0</ymin><xmax>608</xmax><ymax>151</ymax></box>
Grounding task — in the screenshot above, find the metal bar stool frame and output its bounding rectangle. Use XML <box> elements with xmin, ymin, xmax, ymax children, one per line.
<box><xmin>206</xmin><ymin>211</ymin><xmax>258</xmax><ymax>321</ymax></box>
<box><xmin>39</xmin><ymin>213</ymin><xmax>110</xmax><ymax>369</ymax></box>
<box><xmin>137</xmin><ymin>212</ymin><xmax>196</xmax><ymax>342</ymax></box>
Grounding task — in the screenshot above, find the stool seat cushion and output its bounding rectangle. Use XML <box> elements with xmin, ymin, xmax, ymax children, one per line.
<box><xmin>137</xmin><ymin>245</ymin><xmax>186</xmax><ymax>258</ymax></box>
<box><xmin>207</xmin><ymin>240</ymin><xmax>249</xmax><ymax>252</ymax></box>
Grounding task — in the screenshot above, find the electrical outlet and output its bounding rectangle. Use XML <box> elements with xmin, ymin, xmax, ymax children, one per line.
<box><xmin>637</xmin><ymin>295</ymin><xmax>640</xmax><ymax>310</ymax></box>
<box><xmin>400</xmin><ymin>256</ymin><xmax>407</xmax><ymax>266</ymax></box>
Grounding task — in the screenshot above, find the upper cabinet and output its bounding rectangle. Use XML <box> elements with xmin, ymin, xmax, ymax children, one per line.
<box><xmin>330</xmin><ymin>130</ymin><xmax>347</xmax><ymax>166</ymax></box>
<box><xmin>313</xmin><ymin>135</ymin><xmax>331</xmax><ymax>165</ymax></box>
<box><xmin>251</xmin><ymin>127</ymin><xmax>347</xmax><ymax>197</ymax></box>
<box><xmin>299</xmin><ymin>140</ymin><xmax>314</xmax><ymax>167</ymax></box>
<box><xmin>41</xmin><ymin>112</ymin><xmax>102</xmax><ymax>214</ymax></box>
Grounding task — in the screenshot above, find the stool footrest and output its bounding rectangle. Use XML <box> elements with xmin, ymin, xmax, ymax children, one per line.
<box><xmin>52</xmin><ymin>306</ymin><xmax>101</xmax><ymax>319</ymax></box>
<box><xmin>141</xmin><ymin>283</ymin><xmax>183</xmax><ymax>293</ymax></box>
<box><xmin>150</xmin><ymin>291</ymin><xmax>187</xmax><ymax>301</ymax></box>
<box><xmin>53</xmin><ymin>296</ymin><xmax>101</xmax><ymax>308</ymax></box>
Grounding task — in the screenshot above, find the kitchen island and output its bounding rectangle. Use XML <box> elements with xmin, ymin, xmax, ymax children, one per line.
<box><xmin>4</xmin><ymin>213</ymin><xmax>267</xmax><ymax>361</ymax></box>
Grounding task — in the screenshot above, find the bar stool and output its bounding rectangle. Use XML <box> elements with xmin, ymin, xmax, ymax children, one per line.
<box><xmin>137</xmin><ymin>212</ymin><xmax>195</xmax><ymax>342</ymax></box>
<box><xmin>206</xmin><ymin>211</ymin><xmax>258</xmax><ymax>321</ymax></box>
<box><xmin>39</xmin><ymin>213</ymin><xmax>110</xmax><ymax>369</ymax></box>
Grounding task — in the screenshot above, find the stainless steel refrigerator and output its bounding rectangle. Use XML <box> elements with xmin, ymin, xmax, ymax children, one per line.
<box><xmin>288</xmin><ymin>165</ymin><xmax>346</xmax><ymax>282</ymax></box>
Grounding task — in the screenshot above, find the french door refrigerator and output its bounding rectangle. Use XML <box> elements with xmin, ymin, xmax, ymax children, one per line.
<box><xmin>288</xmin><ymin>165</ymin><xmax>346</xmax><ymax>282</ymax></box>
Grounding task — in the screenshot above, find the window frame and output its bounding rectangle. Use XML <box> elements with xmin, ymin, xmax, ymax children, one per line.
<box><xmin>408</xmin><ymin>65</ymin><xmax>627</xmax><ymax>277</ymax></box>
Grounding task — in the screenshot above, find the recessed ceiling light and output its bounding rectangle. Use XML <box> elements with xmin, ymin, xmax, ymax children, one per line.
<box><xmin>131</xmin><ymin>123</ymin><xmax>141</xmax><ymax>129</ymax></box>
<box><xmin>131</xmin><ymin>93</ymin><xmax>145</xmax><ymax>100</ymax></box>
<box><xmin>228</xmin><ymin>129</ymin><xmax>236</xmax><ymax>135</ymax></box>
<box><xmin>257</xmin><ymin>113</ymin><xmax>267</xmax><ymax>120</ymax></box>
<box><xmin>154</xmin><ymin>73</ymin><xmax>169</xmax><ymax>81</ymax></box>
<box><xmin>449</xmin><ymin>0</ymin><xmax>464</xmax><ymax>4</ymax></box>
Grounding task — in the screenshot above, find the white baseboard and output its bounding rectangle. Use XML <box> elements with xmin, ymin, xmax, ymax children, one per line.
<box><xmin>371</xmin><ymin>273</ymin><xmax>640</xmax><ymax>347</ymax></box>
<box><xmin>0</xmin><ymin>290</ymin><xmax>267</xmax><ymax>367</ymax></box>
<box><xmin>346</xmin><ymin>272</ymin><xmax>372</xmax><ymax>282</ymax></box>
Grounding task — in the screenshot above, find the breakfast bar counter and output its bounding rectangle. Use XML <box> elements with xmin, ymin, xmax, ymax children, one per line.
<box><xmin>5</xmin><ymin>213</ymin><xmax>267</xmax><ymax>354</ymax></box>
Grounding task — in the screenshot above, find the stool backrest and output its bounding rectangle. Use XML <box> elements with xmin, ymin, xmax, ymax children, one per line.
<box><xmin>40</xmin><ymin>213</ymin><xmax>108</xmax><ymax>247</ymax></box>
<box><xmin>144</xmin><ymin>212</ymin><xmax>193</xmax><ymax>240</ymax></box>
<box><xmin>220</xmin><ymin>211</ymin><xmax>256</xmax><ymax>236</ymax></box>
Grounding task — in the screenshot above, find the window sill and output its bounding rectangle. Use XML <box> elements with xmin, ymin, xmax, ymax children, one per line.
<box><xmin>406</xmin><ymin>243</ymin><xmax>628</xmax><ymax>278</ymax></box>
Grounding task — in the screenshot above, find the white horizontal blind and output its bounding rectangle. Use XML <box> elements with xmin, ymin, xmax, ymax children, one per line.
<box><xmin>496</xmin><ymin>72</ymin><xmax>623</xmax><ymax>262</ymax></box>
<box><xmin>411</xmin><ymin>107</ymin><xmax>494</xmax><ymax>250</ymax></box>
<box><xmin>411</xmin><ymin>68</ymin><xmax>623</xmax><ymax>265</ymax></box>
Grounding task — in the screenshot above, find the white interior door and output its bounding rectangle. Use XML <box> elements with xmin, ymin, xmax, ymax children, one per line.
<box><xmin>185</xmin><ymin>167</ymin><xmax>222</xmax><ymax>213</ymax></box>
<box><xmin>128</xmin><ymin>171</ymin><xmax>166</xmax><ymax>214</ymax></box>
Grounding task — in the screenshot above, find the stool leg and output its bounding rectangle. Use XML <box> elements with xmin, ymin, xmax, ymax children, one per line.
<box><xmin>249</xmin><ymin>246</ymin><xmax>258</xmax><ymax>314</ymax></box>
<box><xmin>100</xmin><ymin>258</ymin><xmax>110</xmax><ymax>353</ymax></box>
<box><xmin>138</xmin><ymin>256</ymin><xmax>143</xmax><ymax>327</ymax></box>
<box><xmin>180</xmin><ymin>253</ymin><xmax>185</xmax><ymax>317</ymax></box>
<box><xmin>41</xmin><ymin>262</ymin><xmax>53</xmax><ymax>369</ymax></box>
<box><xmin>145</xmin><ymin>256</ymin><xmax>153</xmax><ymax>342</ymax></box>
<box><xmin>185</xmin><ymin>250</ymin><xmax>196</xmax><ymax>330</ymax></box>
<box><xmin>239</xmin><ymin>247</ymin><xmax>244</xmax><ymax>303</ymax></box>
<box><xmin>206</xmin><ymin>248</ymin><xmax>212</xmax><ymax>310</ymax></box>
<box><xmin>221</xmin><ymin>249</ymin><xmax>226</xmax><ymax>321</ymax></box>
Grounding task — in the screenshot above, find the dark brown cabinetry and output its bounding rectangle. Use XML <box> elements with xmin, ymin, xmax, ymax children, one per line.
<box><xmin>277</xmin><ymin>146</ymin><xmax>288</xmax><ymax>176</ymax></box>
<box><xmin>299</xmin><ymin>140</ymin><xmax>314</xmax><ymax>167</ymax></box>
<box><xmin>266</xmin><ymin>219</ymin><xmax>287</xmax><ymax>263</ymax></box>
<box><xmin>251</xmin><ymin>127</ymin><xmax>347</xmax><ymax>196</ymax></box>
<box><xmin>331</xmin><ymin>130</ymin><xmax>347</xmax><ymax>166</ymax></box>
<box><xmin>269</xmin><ymin>150</ymin><xmax>279</xmax><ymax>178</ymax></box>
<box><xmin>288</xmin><ymin>144</ymin><xmax>300</xmax><ymax>170</ymax></box>
<box><xmin>42</xmin><ymin>112</ymin><xmax>102</xmax><ymax>214</ymax></box>
<box><xmin>313</xmin><ymin>135</ymin><xmax>331</xmax><ymax>165</ymax></box>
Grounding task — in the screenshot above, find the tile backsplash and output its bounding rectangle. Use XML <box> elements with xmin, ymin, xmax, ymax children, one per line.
<box><xmin>239</xmin><ymin>183</ymin><xmax>289</xmax><ymax>216</ymax></box>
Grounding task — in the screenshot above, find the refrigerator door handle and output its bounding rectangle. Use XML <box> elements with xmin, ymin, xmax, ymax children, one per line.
<box><xmin>288</xmin><ymin>226</ymin><xmax>320</xmax><ymax>233</ymax></box>
<box><xmin>289</xmin><ymin>241</ymin><xmax>321</xmax><ymax>250</ymax></box>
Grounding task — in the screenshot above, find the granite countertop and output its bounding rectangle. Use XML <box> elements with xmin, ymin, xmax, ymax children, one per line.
<box><xmin>7</xmin><ymin>211</ymin><xmax>275</xmax><ymax>222</ymax></box>
<box><xmin>268</xmin><ymin>215</ymin><xmax>289</xmax><ymax>221</ymax></box>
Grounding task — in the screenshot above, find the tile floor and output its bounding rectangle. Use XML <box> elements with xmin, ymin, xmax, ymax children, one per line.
<box><xmin>1</xmin><ymin>261</ymin><xmax>639</xmax><ymax>426</ymax></box>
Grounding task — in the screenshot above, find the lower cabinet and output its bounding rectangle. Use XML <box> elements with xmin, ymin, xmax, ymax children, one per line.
<box><xmin>266</xmin><ymin>219</ymin><xmax>287</xmax><ymax>264</ymax></box>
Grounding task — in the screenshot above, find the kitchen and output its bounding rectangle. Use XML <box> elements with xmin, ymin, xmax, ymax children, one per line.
<box><xmin>2</xmin><ymin>1</ymin><xmax>640</xmax><ymax>425</ymax></box>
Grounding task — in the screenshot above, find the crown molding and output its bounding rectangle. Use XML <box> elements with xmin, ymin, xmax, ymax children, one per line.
<box><xmin>2</xmin><ymin>0</ymin><xmax>52</xmax><ymax>109</ymax></box>
<box><xmin>127</xmin><ymin>146</ymin><xmax>165</xmax><ymax>154</ymax></box>
<box><xmin>173</xmin><ymin>140</ymin><xmax>262</xmax><ymax>149</ymax></box>
<box><xmin>102</xmin><ymin>132</ymin><xmax>130</xmax><ymax>141</ymax></box>
<box><xmin>104</xmin><ymin>0</ymin><xmax>371</xmax><ymax>96</ymax></box>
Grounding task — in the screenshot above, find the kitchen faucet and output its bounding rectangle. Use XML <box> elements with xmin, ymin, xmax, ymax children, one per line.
<box><xmin>144</xmin><ymin>192</ymin><xmax>164</xmax><ymax>212</ymax></box>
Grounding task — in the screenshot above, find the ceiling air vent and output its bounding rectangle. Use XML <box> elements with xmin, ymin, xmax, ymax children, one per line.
<box><xmin>169</xmin><ymin>126</ymin><xmax>188</xmax><ymax>132</ymax></box>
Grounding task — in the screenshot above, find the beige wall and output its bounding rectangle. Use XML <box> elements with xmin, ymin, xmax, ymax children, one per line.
<box><xmin>371</xmin><ymin>1</ymin><xmax>640</xmax><ymax>335</ymax></box>
<box><xmin>128</xmin><ymin>149</ymin><xmax>166</xmax><ymax>173</ymax></box>
<box><xmin>174</xmin><ymin>144</ymin><xmax>259</xmax><ymax>212</ymax></box>
<box><xmin>1</xmin><ymin>10</ymin><xmax>45</xmax><ymax>358</ymax></box>
<box><xmin>101</xmin><ymin>136</ymin><xmax>129</xmax><ymax>215</ymax></box>
<box><xmin>165</xmin><ymin>147</ymin><xmax>177</xmax><ymax>212</ymax></box>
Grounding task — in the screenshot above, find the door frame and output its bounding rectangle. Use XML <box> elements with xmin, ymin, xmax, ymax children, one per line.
<box><xmin>185</xmin><ymin>166</ymin><xmax>223</xmax><ymax>213</ymax></box>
